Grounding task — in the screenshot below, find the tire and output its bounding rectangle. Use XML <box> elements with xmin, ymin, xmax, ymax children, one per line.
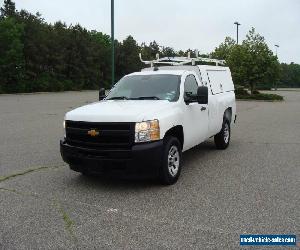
<box><xmin>214</xmin><ymin>120</ymin><xmax>231</xmax><ymax>150</ymax></box>
<box><xmin>159</xmin><ymin>136</ymin><xmax>182</xmax><ymax>185</ymax></box>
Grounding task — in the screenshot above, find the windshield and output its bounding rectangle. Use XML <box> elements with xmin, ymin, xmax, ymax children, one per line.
<box><xmin>106</xmin><ymin>74</ymin><xmax>181</xmax><ymax>102</ymax></box>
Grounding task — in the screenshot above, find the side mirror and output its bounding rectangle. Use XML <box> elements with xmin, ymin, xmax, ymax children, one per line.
<box><xmin>184</xmin><ymin>92</ymin><xmax>197</xmax><ymax>104</ymax></box>
<box><xmin>197</xmin><ymin>86</ymin><xmax>208</xmax><ymax>104</ymax></box>
<box><xmin>99</xmin><ymin>88</ymin><xmax>106</xmax><ymax>100</ymax></box>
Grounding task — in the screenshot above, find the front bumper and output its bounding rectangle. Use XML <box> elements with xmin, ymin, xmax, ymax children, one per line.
<box><xmin>60</xmin><ymin>139</ymin><xmax>163</xmax><ymax>177</ymax></box>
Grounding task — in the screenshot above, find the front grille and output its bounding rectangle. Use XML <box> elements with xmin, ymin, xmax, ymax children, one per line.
<box><xmin>65</xmin><ymin>121</ymin><xmax>135</xmax><ymax>150</ymax></box>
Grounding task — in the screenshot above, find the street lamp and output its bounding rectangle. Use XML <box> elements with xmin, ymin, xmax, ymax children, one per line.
<box><xmin>234</xmin><ymin>21</ymin><xmax>241</xmax><ymax>44</ymax></box>
<box><xmin>275</xmin><ymin>44</ymin><xmax>279</xmax><ymax>56</ymax></box>
<box><xmin>111</xmin><ymin>0</ymin><xmax>115</xmax><ymax>87</ymax></box>
<box><xmin>274</xmin><ymin>44</ymin><xmax>280</xmax><ymax>90</ymax></box>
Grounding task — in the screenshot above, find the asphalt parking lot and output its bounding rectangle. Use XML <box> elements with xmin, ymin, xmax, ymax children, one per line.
<box><xmin>0</xmin><ymin>90</ymin><xmax>299</xmax><ymax>249</ymax></box>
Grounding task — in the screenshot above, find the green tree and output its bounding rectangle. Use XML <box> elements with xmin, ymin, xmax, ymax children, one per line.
<box><xmin>213</xmin><ymin>28</ymin><xmax>280</xmax><ymax>93</ymax></box>
<box><xmin>279</xmin><ymin>63</ymin><xmax>300</xmax><ymax>88</ymax></box>
<box><xmin>0</xmin><ymin>0</ymin><xmax>16</xmax><ymax>18</ymax></box>
<box><xmin>161</xmin><ymin>46</ymin><xmax>176</xmax><ymax>57</ymax></box>
<box><xmin>226</xmin><ymin>45</ymin><xmax>248</xmax><ymax>87</ymax></box>
<box><xmin>90</xmin><ymin>30</ymin><xmax>111</xmax><ymax>89</ymax></box>
<box><xmin>241</xmin><ymin>28</ymin><xmax>279</xmax><ymax>93</ymax></box>
<box><xmin>18</xmin><ymin>9</ymin><xmax>49</xmax><ymax>91</ymax></box>
<box><xmin>211</xmin><ymin>37</ymin><xmax>236</xmax><ymax>60</ymax></box>
<box><xmin>141</xmin><ymin>41</ymin><xmax>160</xmax><ymax>60</ymax></box>
<box><xmin>116</xmin><ymin>36</ymin><xmax>142</xmax><ymax>81</ymax></box>
<box><xmin>0</xmin><ymin>17</ymin><xmax>24</xmax><ymax>93</ymax></box>
<box><xmin>1</xmin><ymin>1</ymin><xmax>291</xmax><ymax>94</ymax></box>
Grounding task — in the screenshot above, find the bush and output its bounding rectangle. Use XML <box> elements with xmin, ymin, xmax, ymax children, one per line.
<box><xmin>61</xmin><ymin>80</ymin><xmax>73</xmax><ymax>91</ymax></box>
<box><xmin>256</xmin><ymin>84</ymin><xmax>272</xmax><ymax>90</ymax></box>
<box><xmin>236</xmin><ymin>93</ymin><xmax>283</xmax><ymax>101</ymax></box>
<box><xmin>235</xmin><ymin>86</ymin><xmax>249</xmax><ymax>96</ymax></box>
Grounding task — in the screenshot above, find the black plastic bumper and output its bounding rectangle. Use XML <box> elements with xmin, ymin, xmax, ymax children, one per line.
<box><xmin>60</xmin><ymin>140</ymin><xmax>163</xmax><ymax>177</ymax></box>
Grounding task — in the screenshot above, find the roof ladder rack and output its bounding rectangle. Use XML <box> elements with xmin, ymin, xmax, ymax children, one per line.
<box><xmin>139</xmin><ymin>50</ymin><xmax>226</xmax><ymax>67</ymax></box>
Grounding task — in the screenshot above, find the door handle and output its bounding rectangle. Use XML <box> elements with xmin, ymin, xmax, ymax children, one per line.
<box><xmin>201</xmin><ymin>106</ymin><xmax>207</xmax><ymax>111</ymax></box>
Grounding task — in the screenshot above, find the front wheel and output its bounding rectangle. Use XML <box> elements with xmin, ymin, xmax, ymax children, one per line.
<box><xmin>214</xmin><ymin>120</ymin><xmax>231</xmax><ymax>150</ymax></box>
<box><xmin>159</xmin><ymin>136</ymin><xmax>182</xmax><ymax>185</ymax></box>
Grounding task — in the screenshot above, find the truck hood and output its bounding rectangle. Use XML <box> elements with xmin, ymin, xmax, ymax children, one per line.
<box><xmin>65</xmin><ymin>100</ymin><xmax>173</xmax><ymax>122</ymax></box>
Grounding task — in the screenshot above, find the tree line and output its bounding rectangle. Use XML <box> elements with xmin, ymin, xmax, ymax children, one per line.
<box><xmin>0</xmin><ymin>0</ymin><xmax>299</xmax><ymax>94</ymax></box>
<box><xmin>212</xmin><ymin>34</ymin><xmax>300</xmax><ymax>92</ymax></box>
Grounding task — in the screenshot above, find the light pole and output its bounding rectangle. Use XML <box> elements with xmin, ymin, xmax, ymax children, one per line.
<box><xmin>275</xmin><ymin>44</ymin><xmax>279</xmax><ymax>56</ymax></box>
<box><xmin>274</xmin><ymin>44</ymin><xmax>279</xmax><ymax>90</ymax></box>
<box><xmin>111</xmin><ymin>0</ymin><xmax>115</xmax><ymax>87</ymax></box>
<box><xmin>234</xmin><ymin>21</ymin><xmax>241</xmax><ymax>44</ymax></box>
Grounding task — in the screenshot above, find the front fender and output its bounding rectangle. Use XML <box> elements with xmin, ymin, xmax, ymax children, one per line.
<box><xmin>157</xmin><ymin>106</ymin><xmax>183</xmax><ymax>140</ymax></box>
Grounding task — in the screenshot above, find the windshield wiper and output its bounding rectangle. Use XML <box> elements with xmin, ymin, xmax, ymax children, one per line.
<box><xmin>132</xmin><ymin>96</ymin><xmax>161</xmax><ymax>100</ymax></box>
<box><xmin>106</xmin><ymin>96</ymin><xmax>129</xmax><ymax>100</ymax></box>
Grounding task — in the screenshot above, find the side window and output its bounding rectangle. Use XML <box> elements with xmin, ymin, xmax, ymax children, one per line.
<box><xmin>184</xmin><ymin>75</ymin><xmax>198</xmax><ymax>98</ymax></box>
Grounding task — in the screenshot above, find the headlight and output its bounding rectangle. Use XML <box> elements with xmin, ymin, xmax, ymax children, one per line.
<box><xmin>135</xmin><ymin>120</ymin><xmax>160</xmax><ymax>143</ymax></box>
<box><xmin>63</xmin><ymin>120</ymin><xmax>66</xmax><ymax>129</ymax></box>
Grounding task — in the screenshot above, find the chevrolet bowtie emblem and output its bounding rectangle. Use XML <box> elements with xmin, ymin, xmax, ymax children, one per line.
<box><xmin>88</xmin><ymin>129</ymin><xmax>99</xmax><ymax>137</ymax></box>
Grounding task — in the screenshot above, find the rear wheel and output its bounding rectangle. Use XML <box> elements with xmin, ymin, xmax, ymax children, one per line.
<box><xmin>159</xmin><ymin>136</ymin><xmax>182</xmax><ymax>185</ymax></box>
<box><xmin>214</xmin><ymin>120</ymin><xmax>231</xmax><ymax>149</ymax></box>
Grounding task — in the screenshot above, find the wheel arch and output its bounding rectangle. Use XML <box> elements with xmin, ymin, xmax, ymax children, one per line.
<box><xmin>163</xmin><ymin>125</ymin><xmax>184</xmax><ymax>149</ymax></box>
<box><xmin>223</xmin><ymin>107</ymin><xmax>232</xmax><ymax>123</ymax></box>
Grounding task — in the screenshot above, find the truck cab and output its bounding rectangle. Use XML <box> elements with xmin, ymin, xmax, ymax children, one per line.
<box><xmin>60</xmin><ymin>56</ymin><xmax>236</xmax><ymax>185</ymax></box>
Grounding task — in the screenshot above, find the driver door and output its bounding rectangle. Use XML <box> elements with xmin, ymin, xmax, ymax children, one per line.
<box><xmin>183</xmin><ymin>75</ymin><xmax>209</xmax><ymax>150</ymax></box>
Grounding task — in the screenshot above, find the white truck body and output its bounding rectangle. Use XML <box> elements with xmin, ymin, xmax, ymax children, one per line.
<box><xmin>61</xmin><ymin>60</ymin><xmax>236</xmax><ymax>184</ymax></box>
<box><xmin>66</xmin><ymin>67</ymin><xmax>236</xmax><ymax>152</ymax></box>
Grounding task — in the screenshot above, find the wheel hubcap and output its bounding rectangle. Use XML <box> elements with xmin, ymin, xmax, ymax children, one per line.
<box><xmin>224</xmin><ymin>123</ymin><xmax>230</xmax><ymax>144</ymax></box>
<box><xmin>168</xmin><ymin>145</ymin><xmax>180</xmax><ymax>177</ymax></box>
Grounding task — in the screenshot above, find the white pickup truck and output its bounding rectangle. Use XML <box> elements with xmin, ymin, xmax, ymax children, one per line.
<box><xmin>60</xmin><ymin>56</ymin><xmax>236</xmax><ymax>185</ymax></box>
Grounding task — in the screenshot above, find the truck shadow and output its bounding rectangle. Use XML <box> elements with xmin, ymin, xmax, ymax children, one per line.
<box><xmin>73</xmin><ymin>140</ymin><xmax>217</xmax><ymax>189</ymax></box>
<box><xmin>182</xmin><ymin>140</ymin><xmax>216</xmax><ymax>166</ymax></box>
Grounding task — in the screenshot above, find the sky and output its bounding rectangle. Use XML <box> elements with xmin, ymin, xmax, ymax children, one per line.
<box><xmin>4</xmin><ymin>0</ymin><xmax>300</xmax><ymax>63</ymax></box>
